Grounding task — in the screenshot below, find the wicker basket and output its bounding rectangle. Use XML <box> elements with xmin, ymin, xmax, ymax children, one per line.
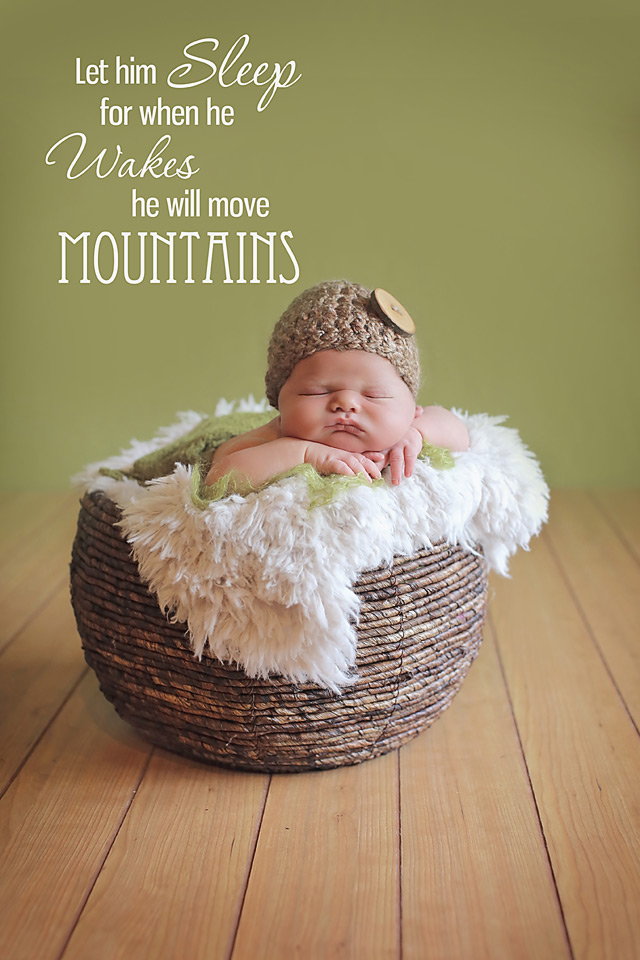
<box><xmin>70</xmin><ymin>489</ymin><xmax>488</xmax><ymax>772</ymax></box>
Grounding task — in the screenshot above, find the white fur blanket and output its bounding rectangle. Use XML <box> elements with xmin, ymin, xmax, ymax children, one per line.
<box><xmin>75</xmin><ymin>400</ymin><xmax>548</xmax><ymax>690</ymax></box>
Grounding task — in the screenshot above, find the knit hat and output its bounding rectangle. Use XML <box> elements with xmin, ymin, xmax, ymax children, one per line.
<box><xmin>265</xmin><ymin>280</ymin><xmax>421</xmax><ymax>408</ymax></box>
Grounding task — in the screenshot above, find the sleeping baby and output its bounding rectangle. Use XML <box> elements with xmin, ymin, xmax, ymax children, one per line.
<box><xmin>206</xmin><ymin>280</ymin><xmax>469</xmax><ymax>489</ymax></box>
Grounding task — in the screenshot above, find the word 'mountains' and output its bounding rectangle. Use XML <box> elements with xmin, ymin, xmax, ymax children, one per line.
<box><xmin>57</xmin><ymin>230</ymin><xmax>300</xmax><ymax>285</ymax></box>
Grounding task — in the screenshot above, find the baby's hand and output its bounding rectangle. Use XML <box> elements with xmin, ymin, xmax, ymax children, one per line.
<box><xmin>361</xmin><ymin>450</ymin><xmax>387</xmax><ymax>465</ymax></box>
<box><xmin>304</xmin><ymin>442</ymin><xmax>383</xmax><ymax>482</ymax></box>
<box><xmin>382</xmin><ymin>426</ymin><xmax>424</xmax><ymax>486</ymax></box>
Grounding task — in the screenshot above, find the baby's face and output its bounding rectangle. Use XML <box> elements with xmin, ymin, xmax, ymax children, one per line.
<box><xmin>278</xmin><ymin>349</ymin><xmax>419</xmax><ymax>453</ymax></box>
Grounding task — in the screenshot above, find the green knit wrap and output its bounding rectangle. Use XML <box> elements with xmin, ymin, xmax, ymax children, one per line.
<box><xmin>124</xmin><ymin>411</ymin><xmax>274</xmax><ymax>484</ymax></box>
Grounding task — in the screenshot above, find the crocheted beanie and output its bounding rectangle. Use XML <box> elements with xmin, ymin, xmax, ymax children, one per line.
<box><xmin>265</xmin><ymin>280</ymin><xmax>421</xmax><ymax>408</ymax></box>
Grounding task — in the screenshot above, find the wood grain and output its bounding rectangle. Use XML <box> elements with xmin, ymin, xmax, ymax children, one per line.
<box><xmin>401</xmin><ymin>631</ymin><xmax>570</xmax><ymax>960</ymax></box>
<box><xmin>0</xmin><ymin>584</ymin><xmax>86</xmax><ymax>795</ymax></box>
<box><xmin>232</xmin><ymin>751</ymin><xmax>400</xmax><ymax>960</ymax></box>
<box><xmin>62</xmin><ymin>751</ymin><xmax>269</xmax><ymax>960</ymax></box>
<box><xmin>491</xmin><ymin>533</ymin><xmax>640</xmax><ymax>960</ymax></box>
<box><xmin>1</xmin><ymin>490</ymin><xmax>639</xmax><ymax>960</ymax></box>
<box><xmin>0</xmin><ymin>492</ymin><xmax>80</xmax><ymax>652</ymax></box>
<box><xmin>0</xmin><ymin>491</ymin><xmax>78</xmax><ymax>574</ymax></box>
<box><xmin>545</xmin><ymin>489</ymin><xmax>640</xmax><ymax>727</ymax></box>
<box><xmin>0</xmin><ymin>672</ymin><xmax>151</xmax><ymax>960</ymax></box>
<box><xmin>591</xmin><ymin>488</ymin><xmax>640</xmax><ymax>564</ymax></box>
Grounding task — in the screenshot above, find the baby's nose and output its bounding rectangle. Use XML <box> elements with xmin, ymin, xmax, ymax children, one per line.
<box><xmin>330</xmin><ymin>391</ymin><xmax>360</xmax><ymax>413</ymax></box>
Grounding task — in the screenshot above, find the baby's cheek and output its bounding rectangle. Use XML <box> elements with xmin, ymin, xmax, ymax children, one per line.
<box><xmin>373</xmin><ymin>414</ymin><xmax>414</xmax><ymax>451</ymax></box>
<box><xmin>370</xmin><ymin>421</ymin><xmax>403</xmax><ymax>450</ymax></box>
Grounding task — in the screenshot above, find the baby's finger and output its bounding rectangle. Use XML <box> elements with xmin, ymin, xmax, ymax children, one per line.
<box><xmin>357</xmin><ymin>456</ymin><xmax>382</xmax><ymax>480</ymax></box>
<box><xmin>350</xmin><ymin>455</ymin><xmax>377</xmax><ymax>482</ymax></box>
<box><xmin>388</xmin><ymin>448</ymin><xmax>405</xmax><ymax>486</ymax></box>
<box><xmin>342</xmin><ymin>456</ymin><xmax>374</xmax><ymax>482</ymax></box>
<box><xmin>328</xmin><ymin>459</ymin><xmax>357</xmax><ymax>478</ymax></box>
<box><xmin>404</xmin><ymin>450</ymin><xmax>418</xmax><ymax>478</ymax></box>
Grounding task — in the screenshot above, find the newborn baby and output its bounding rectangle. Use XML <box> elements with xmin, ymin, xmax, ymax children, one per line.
<box><xmin>207</xmin><ymin>281</ymin><xmax>469</xmax><ymax>488</ymax></box>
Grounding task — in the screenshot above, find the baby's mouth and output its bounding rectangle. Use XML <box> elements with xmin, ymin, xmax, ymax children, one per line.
<box><xmin>329</xmin><ymin>420</ymin><xmax>364</xmax><ymax>435</ymax></box>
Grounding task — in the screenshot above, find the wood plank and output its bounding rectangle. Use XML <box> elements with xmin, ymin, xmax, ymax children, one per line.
<box><xmin>0</xmin><ymin>672</ymin><xmax>151</xmax><ymax>960</ymax></box>
<box><xmin>401</xmin><ymin>631</ymin><xmax>569</xmax><ymax>960</ymax></box>
<box><xmin>591</xmin><ymin>488</ymin><xmax>640</xmax><ymax>564</ymax></box>
<box><xmin>0</xmin><ymin>584</ymin><xmax>86</xmax><ymax>795</ymax></box>
<box><xmin>545</xmin><ymin>489</ymin><xmax>640</xmax><ymax>726</ymax></box>
<box><xmin>491</xmin><ymin>532</ymin><xmax>640</xmax><ymax>960</ymax></box>
<box><xmin>0</xmin><ymin>491</ymin><xmax>79</xmax><ymax>580</ymax></box>
<box><xmin>62</xmin><ymin>752</ymin><xmax>268</xmax><ymax>960</ymax></box>
<box><xmin>232</xmin><ymin>751</ymin><xmax>399</xmax><ymax>960</ymax></box>
<box><xmin>0</xmin><ymin>491</ymin><xmax>78</xmax><ymax>572</ymax></box>
<box><xmin>0</xmin><ymin>493</ymin><xmax>80</xmax><ymax>653</ymax></box>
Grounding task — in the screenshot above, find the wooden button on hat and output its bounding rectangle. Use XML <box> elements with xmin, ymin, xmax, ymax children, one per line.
<box><xmin>370</xmin><ymin>288</ymin><xmax>416</xmax><ymax>336</ymax></box>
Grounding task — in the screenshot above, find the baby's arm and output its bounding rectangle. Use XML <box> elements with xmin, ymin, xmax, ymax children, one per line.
<box><xmin>206</xmin><ymin>422</ymin><xmax>383</xmax><ymax>488</ymax></box>
<box><xmin>415</xmin><ymin>406</ymin><xmax>470</xmax><ymax>453</ymax></box>
<box><xmin>380</xmin><ymin>406</ymin><xmax>470</xmax><ymax>486</ymax></box>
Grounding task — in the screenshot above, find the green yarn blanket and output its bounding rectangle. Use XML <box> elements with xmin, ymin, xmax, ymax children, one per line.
<box><xmin>100</xmin><ymin>410</ymin><xmax>454</xmax><ymax>507</ymax></box>
<box><xmin>126</xmin><ymin>411</ymin><xmax>274</xmax><ymax>483</ymax></box>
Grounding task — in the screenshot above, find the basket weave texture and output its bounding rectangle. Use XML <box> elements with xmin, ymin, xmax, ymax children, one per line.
<box><xmin>70</xmin><ymin>490</ymin><xmax>488</xmax><ymax>772</ymax></box>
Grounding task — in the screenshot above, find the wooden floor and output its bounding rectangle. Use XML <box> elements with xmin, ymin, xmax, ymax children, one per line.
<box><xmin>0</xmin><ymin>489</ymin><xmax>639</xmax><ymax>960</ymax></box>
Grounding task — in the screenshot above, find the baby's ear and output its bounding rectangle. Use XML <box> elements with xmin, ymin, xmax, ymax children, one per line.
<box><xmin>414</xmin><ymin>405</ymin><xmax>424</xmax><ymax>418</ymax></box>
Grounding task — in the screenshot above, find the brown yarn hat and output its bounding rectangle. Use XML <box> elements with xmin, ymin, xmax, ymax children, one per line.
<box><xmin>265</xmin><ymin>280</ymin><xmax>421</xmax><ymax>408</ymax></box>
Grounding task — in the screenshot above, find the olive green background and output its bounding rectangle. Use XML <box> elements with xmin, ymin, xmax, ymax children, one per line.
<box><xmin>1</xmin><ymin>0</ymin><xmax>638</xmax><ymax>489</ymax></box>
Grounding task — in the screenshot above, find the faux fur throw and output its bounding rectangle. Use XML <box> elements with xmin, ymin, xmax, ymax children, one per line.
<box><xmin>75</xmin><ymin>399</ymin><xmax>549</xmax><ymax>691</ymax></box>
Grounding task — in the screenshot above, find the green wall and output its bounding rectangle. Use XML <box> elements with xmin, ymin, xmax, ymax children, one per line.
<box><xmin>1</xmin><ymin>1</ymin><xmax>638</xmax><ymax>488</ymax></box>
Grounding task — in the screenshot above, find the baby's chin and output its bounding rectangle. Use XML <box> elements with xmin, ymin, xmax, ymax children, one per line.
<box><xmin>322</xmin><ymin>431</ymin><xmax>378</xmax><ymax>454</ymax></box>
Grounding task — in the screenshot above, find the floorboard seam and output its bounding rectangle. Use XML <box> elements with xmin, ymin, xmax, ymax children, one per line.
<box><xmin>226</xmin><ymin>773</ymin><xmax>272</xmax><ymax>960</ymax></box>
<box><xmin>489</xmin><ymin>615</ymin><xmax>576</xmax><ymax>960</ymax></box>
<box><xmin>587</xmin><ymin>490</ymin><xmax>640</xmax><ymax>567</ymax></box>
<box><xmin>53</xmin><ymin>745</ymin><xmax>156</xmax><ymax>960</ymax></box>
<box><xmin>543</xmin><ymin>529</ymin><xmax>640</xmax><ymax>739</ymax></box>
<box><xmin>0</xmin><ymin>573</ymin><xmax>71</xmax><ymax>657</ymax></box>
<box><xmin>0</xmin><ymin>666</ymin><xmax>89</xmax><ymax>802</ymax></box>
